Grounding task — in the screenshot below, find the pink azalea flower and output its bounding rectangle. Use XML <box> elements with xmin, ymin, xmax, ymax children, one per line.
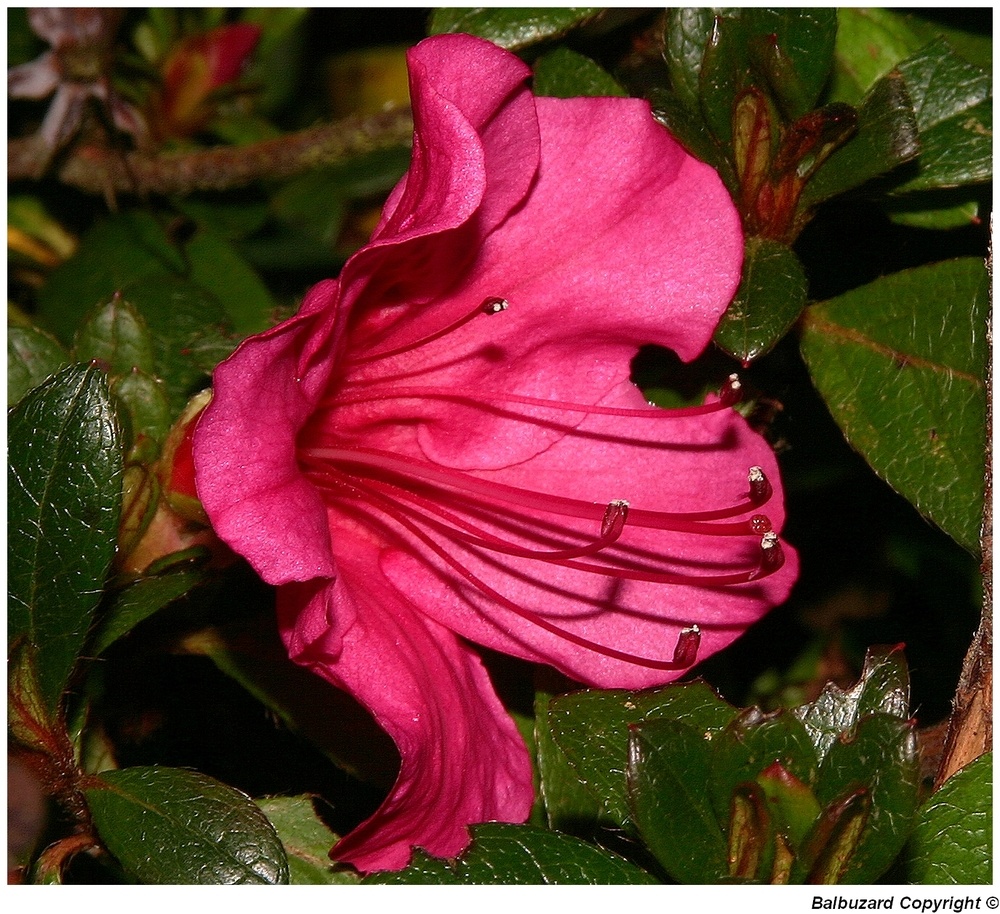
<box><xmin>193</xmin><ymin>34</ymin><xmax>799</xmax><ymax>872</ymax></box>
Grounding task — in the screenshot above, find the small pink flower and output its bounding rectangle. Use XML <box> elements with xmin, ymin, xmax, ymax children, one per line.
<box><xmin>193</xmin><ymin>34</ymin><xmax>798</xmax><ymax>872</ymax></box>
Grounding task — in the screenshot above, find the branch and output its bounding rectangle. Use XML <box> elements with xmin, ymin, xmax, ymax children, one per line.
<box><xmin>8</xmin><ymin>107</ymin><xmax>414</xmax><ymax>196</ymax></box>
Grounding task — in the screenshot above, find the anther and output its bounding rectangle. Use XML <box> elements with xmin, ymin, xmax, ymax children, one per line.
<box><xmin>601</xmin><ymin>499</ymin><xmax>629</xmax><ymax>538</ymax></box>
<box><xmin>481</xmin><ymin>296</ymin><xmax>509</xmax><ymax>314</ymax></box>
<box><xmin>747</xmin><ymin>466</ymin><xmax>772</xmax><ymax>506</ymax></box>
<box><xmin>672</xmin><ymin>624</ymin><xmax>701</xmax><ymax>668</ymax></box>
<box><xmin>754</xmin><ymin>532</ymin><xmax>784</xmax><ymax>578</ymax></box>
<box><xmin>719</xmin><ymin>373</ymin><xmax>742</xmax><ymax>407</ymax></box>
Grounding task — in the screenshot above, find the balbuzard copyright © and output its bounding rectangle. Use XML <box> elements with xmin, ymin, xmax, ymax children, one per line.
<box><xmin>813</xmin><ymin>898</ymin><xmax>997</xmax><ymax>913</ymax></box>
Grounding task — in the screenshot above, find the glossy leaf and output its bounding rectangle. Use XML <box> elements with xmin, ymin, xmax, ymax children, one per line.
<box><xmin>800</xmin><ymin>258</ymin><xmax>988</xmax><ymax>554</ymax></box>
<box><xmin>709</xmin><ymin>709</ymin><xmax>819</xmax><ymax>828</ymax></box>
<box><xmin>882</xmin><ymin>190</ymin><xmax>984</xmax><ymax>231</ymax></box>
<box><xmin>803</xmin><ymin>71</ymin><xmax>920</xmax><ymax>207</ymax></box>
<box><xmin>257</xmin><ymin>796</ymin><xmax>359</xmax><ymax>885</ymax></box>
<box><xmin>428</xmin><ymin>8</ymin><xmax>601</xmax><ymax>51</ymax></box>
<box><xmin>366</xmin><ymin>822</ymin><xmax>656</xmax><ymax>885</ymax></box>
<box><xmin>662</xmin><ymin>8</ymin><xmax>718</xmax><ymax>114</ymax></box>
<box><xmin>7</xmin><ymin>322</ymin><xmax>69</xmax><ymax>406</ymax></box>
<box><xmin>904</xmin><ymin>752</ymin><xmax>992</xmax><ymax>884</ymax></box>
<box><xmin>8</xmin><ymin>365</ymin><xmax>121</xmax><ymax>714</ymax></box>
<box><xmin>73</xmin><ymin>296</ymin><xmax>156</xmax><ymax>377</ymax></box>
<box><xmin>548</xmin><ymin>681</ymin><xmax>738</xmax><ymax>828</ymax></box>
<box><xmin>890</xmin><ymin>40</ymin><xmax>992</xmax><ymax>192</ymax></box>
<box><xmin>804</xmin><ymin>714</ymin><xmax>921</xmax><ymax>884</ymax></box>
<box><xmin>533</xmin><ymin>47</ymin><xmax>626</xmax><ymax>99</ymax></box>
<box><xmin>627</xmin><ymin>718</ymin><xmax>728</xmax><ymax>883</ymax></box>
<box><xmin>111</xmin><ymin>369</ymin><xmax>173</xmax><ymax>457</ymax></box>
<box><xmin>794</xmin><ymin>645</ymin><xmax>910</xmax><ymax>762</ymax></box>
<box><xmin>86</xmin><ymin>766</ymin><xmax>288</xmax><ymax>884</ymax></box>
<box><xmin>713</xmin><ymin>236</ymin><xmax>807</xmax><ymax>363</ymax></box>
<box><xmin>534</xmin><ymin>688</ymin><xmax>607</xmax><ymax>833</ymax></box>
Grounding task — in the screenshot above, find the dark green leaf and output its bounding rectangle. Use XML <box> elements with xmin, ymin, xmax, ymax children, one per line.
<box><xmin>86</xmin><ymin>767</ymin><xmax>288</xmax><ymax>884</ymax></box>
<box><xmin>428</xmin><ymin>8</ymin><xmax>601</xmax><ymax>51</ymax></box>
<box><xmin>650</xmin><ymin>88</ymin><xmax>730</xmax><ymax>180</ymax></box>
<box><xmin>366</xmin><ymin>822</ymin><xmax>656</xmax><ymax>884</ymax></box>
<box><xmin>800</xmin><ymin>258</ymin><xmax>988</xmax><ymax>554</ymax></box>
<box><xmin>7</xmin><ymin>323</ymin><xmax>69</xmax><ymax>406</ymax></box>
<box><xmin>110</xmin><ymin>369</ymin><xmax>172</xmax><ymax>456</ymax></box>
<box><xmin>8</xmin><ymin>365</ymin><xmax>121</xmax><ymax>714</ymax></box>
<box><xmin>890</xmin><ymin>40</ymin><xmax>992</xmax><ymax>192</ymax></box>
<box><xmin>662</xmin><ymin>8</ymin><xmax>717</xmax><ymax>113</ymax></box>
<box><xmin>548</xmin><ymin>681</ymin><xmax>738</xmax><ymax>829</ymax></box>
<box><xmin>90</xmin><ymin>568</ymin><xmax>204</xmax><ymax>656</ymax></box>
<box><xmin>37</xmin><ymin>212</ymin><xmax>272</xmax><ymax>342</ymax></box>
<box><xmin>534</xmin><ymin>688</ymin><xmax>607</xmax><ymax>832</ymax></box>
<box><xmin>73</xmin><ymin>296</ymin><xmax>156</xmax><ymax>377</ymax></box>
<box><xmin>794</xmin><ymin>646</ymin><xmax>911</xmax><ymax>762</ymax></box>
<box><xmin>805</xmin><ymin>714</ymin><xmax>921</xmax><ymax>884</ymax></box>
<box><xmin>257</xmin><ymin>796</ymin><xmax>359</xmax><ymax>885</ymax></box>
<box><xmin>803</xmin><ymin>72</ymin><xmax>920</xmax><ymax>207</ymax></box>
<box><xmin>533</xmin><ymin>46</ymin><xmax>626</xmax><ymax>98</ymax></box>
<box><xmin>124</xmin><ymin>277</ymin><xmax>236</xmax><ymax>414</ymax></box>
<box><xmin>714</xmin><ymin>236</ymin><xmax>807</xmax><ymax>363</ymax></box>
<box><xmin>627</xmin><ymin>719</ymin><xmax>729</xmax><ymax>883</ymax></box>
<box><xmin>904</xmin><ymin>752</ymin><xmax>992</xmax><ymax>884</ymax></box>
<box><xmin>709</xmin><ymin>709</ymin><xmax>819</xmax><ymax>827</ymax></box>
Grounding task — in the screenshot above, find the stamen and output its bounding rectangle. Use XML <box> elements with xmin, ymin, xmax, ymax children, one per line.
<box><xmin>301</xmin><ymin>446</ymin><xmax>772</xmax><ymax>532</ymax></box>
<box><xmin>330</xmin><ymin>374</ymin><xmax>744</xmax><ymax>421</ymax></box>
<box><xmin>753</xmin><ymin>532</ymin><xmax>784</xmax><ymax>578</ymax></box>
<box><xmin>349</xmin><ymin>296</ymin><xmax>509</xmax><ymax>365</ymax></box>
<box><xmin>341</xmin><ymin>475</ymin><xmax>705</xmax><ymax>672</ymax></box>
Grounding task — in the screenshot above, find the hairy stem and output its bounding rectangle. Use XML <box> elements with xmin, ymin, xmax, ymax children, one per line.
<box><xmin>8</xmin><ymin>107</ymin><xmax>414</xmax><ymax>196</ymax></box>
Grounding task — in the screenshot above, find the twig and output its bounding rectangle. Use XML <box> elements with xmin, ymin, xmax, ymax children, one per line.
<box><xmin>8</xmin><ymin>107</ymin><xmax>414</xmax><ymax>196</ymax></box>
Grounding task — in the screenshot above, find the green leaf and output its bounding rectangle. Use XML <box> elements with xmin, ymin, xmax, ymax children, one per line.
<box><xmin>882</xmin><ymin>189</ymin><xmax>984</xmax><ymax>231</ymax></box>
<box><xmin>534</xmin><ymin>688</ymin><xmax>607</xmax><ymax>833</ymax></box>
<box><xmin>803</xmin><ymin>71</ymin><xmax>920</xmax><ymax>207</ymax></box>
<box><xmin>366</xmin><ymin>822</ymin><xmax>656</xmax><ymax>884</ymax></box>
<box><xmin>709</xmin><ymin>709</ymin><xmax>819</xmax><ymax>827</ymax></box>
<box><xmin>37</xmin><ymin>212</ymin><xmax>272</xmax><ymax>342</ymax></box>
<box><xmin>627</xmin><ymin>718</ymin><xmax>729</xmax><ymax>883</ymax></box>
<box><xmin>7</xmin><ymin>322</ymin><xmax>69</xmax><ymax>406</ymax></box>
<box><xmin>533</xmin><ymin>47</ymin><xmax>626</xmax><ymax>98</ymax></box>
<box><xmin>124</xmin><ymin>277</ymin><xmax>236</xmax><ymax>414</ymax></box>
<box><xmin>794</xmin><ymin>646</ymin><xmax>911</xmax><ymax>762</ymax></box>
<box><xmin>890</xmin><ymin>40</ymin><xmax>992</xmax><ymax>192</ymax></box>
<box><xmin>73</xmin><ymin>295</ymin><xmax>156</xmax><ymax>377</ymax></box>
<box><xmin>549</xmin><ymin>681</ymin><xmax>738</xmax><ymax>829</ymax></box>
<box><xmin>110</xmin><ymin>369</ymin><xmax>172</xmax><ymax>456</ymax></box>
<box><xmin>714</xmin><ymin>236</ymin><xmax>807</xmax><ymax>363</ymax></box>
<box><xmin>86</xmin><ymin>767</ymin><xmax>288</xmax><ymax>884</ymax></box>
<box><xmin>661</xmin><ymin>8</ymin><xmax>717</xmax><ymax>114</ymax></box>
<box><xmin>257</xmin><ymin>796</ymin><xmax>360</xmax><ymax>884</ymax></box>
<box><xmin>8</xmin><ymin>365</ymin><xmax>121</xmax><ymax>714</ymax></box>
<box><xmin>904</xmin><ymin>752</ymin><xmax>992</xmax><ymax>884</ymax></box>
<box><xmin>806</xmin><ymin>714</ymin><xmax>921</xmax><ymax>884</ymax></box>
<box><xmin>800</xmin><ymin>258</ymin><xmax>988</xmax><ymax>554</ymax></box>
<box><xmin>830</xmin><ymin>8</ymin><xmax>927</xmax><ymax>104</ymax></box>
<box><xmin>90</xmin><ymin>568</ymin><xmax>204</xmax><ymax>656</ymax></box>
<box><xmin>428</xmin><ymin>8</ymin><xmax>601</xmax><ymax>51</ymax></box>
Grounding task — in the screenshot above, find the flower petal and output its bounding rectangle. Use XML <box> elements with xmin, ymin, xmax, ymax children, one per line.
<box><xmin>346</xmin><ymin>92</ymin><xmax>744</xmax><ymax>470</ymax></box>
<box><xmin>279</xmin><ymin>546</ymin><xmax>533</xmax><ymax>872</ymax></box>
<box><xmin>193</xmin><ymin>281</ymin><xmax>341</xmax><ymax>585</ymax></box>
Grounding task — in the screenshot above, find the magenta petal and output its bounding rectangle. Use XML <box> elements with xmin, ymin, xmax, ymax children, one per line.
<box><xmin>279</xmin><ymin>553</ymin><xmax>533</xmax><ymax>873</ymax></box>
<box><xmin>193</xmin><ymin>283</ymin><xmax>341</xmax><ymax>585</ymax></box>
<box><xmin>7</xmin><ymin>54</ymin><xmax>60</xmax><ymax>99</ymax></box>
